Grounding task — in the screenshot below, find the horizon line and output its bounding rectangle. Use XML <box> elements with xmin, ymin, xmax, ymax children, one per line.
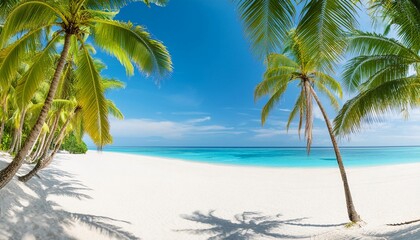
<box><xmin>88</xmin><ymin>145</ymin><xmax>420</xmax><ymax>149</ymax></box>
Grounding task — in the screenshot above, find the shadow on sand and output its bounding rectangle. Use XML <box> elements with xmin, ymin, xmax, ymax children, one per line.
<box><xmin>176</xmin><ymin>210</ymin><xmax>346</xmax><ymax>239</ymax></box>
<box><xmin>0</xmin><ymin>158</ymin><xmax>139</xmax><ymax>240</ymax></box>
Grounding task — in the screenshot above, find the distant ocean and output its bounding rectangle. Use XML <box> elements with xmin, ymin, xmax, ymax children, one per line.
<box><xmin>99</xmin><ymin>146</ymin><xmax>420</xmax><ymax>167</ymax></box>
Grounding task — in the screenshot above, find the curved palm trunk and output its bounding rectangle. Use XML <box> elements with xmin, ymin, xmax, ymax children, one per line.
<box><xmin>19</xmin><ymin>110</ymin><xmax>74</xmax><ymax>182</ymax></box>
<box><xmin>26</xmin><ymin>132</ymin><xmax>41</xmax><ymax>162</ymax></box>
<box><xmin>0</xmin><ymin>121</ymin><xmax>4</xmax><ymax>146</ymax></box>
<box><xmin>16</xmin><ymin>108</ymin><xmax>27</xmax><ymax>152</ymax></box>
<box><xmin>30</xmin><ymin>132</ymin><xmax>47</xmax><ymax>161</ymax></box>
<box><xmin>0</xmin><ymin>33</ymin><xmax>72</xmax><ymax>189</ymax></box>
<box><xmin>8</xmin><ymin>127</ymin><xmax>19</xmax><ymax>153</ymax></box>
<box><xmin>9</xmin><ymin>108</ymin><xmax>27</xmax><ymax>153</ymax></box>
<box><xmin>310</xmin><ymin>86</ymin><xmax>361</xmax><ymax>223</ymax></box>
<box><xmin>0</xmin><ymin>96</ymin><xmax>7</xmax><ymax>144</ymax></box>
<box><xmin>35</xmin><ymin>114</ymin><xmax>59</xmax><ymax>160</ymax></box>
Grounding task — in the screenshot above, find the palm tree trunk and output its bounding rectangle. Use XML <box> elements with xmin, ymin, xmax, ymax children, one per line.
<box><xmin>8</xmin><ymin>127</ymin><xmax>18</xmax><ymax>153</ymax></box>
<box><xmin>39</xmin><ymin>114</ymin><xmax>60</xmax><ymax>157</ymax></box>
<box><xmin>26</xmin><ymin>131</ymin><xmax>41</xmax><ymax>160</ymax></box>
<box><xmin>310</xmin><ymin>86</ymin><xmax>361</xmax><ymax>223</ymax></box>
<box><xmin>19</xmin><ymin>108</ymin><xmax>78</xmax><ymax>182</ymax></box>
<box><xmin>29</xmin><ymin>132</ymin><xmax>47</xmax><ymax>162</ymax></box>
<box><xmin>9</xmin><ymin>108</ymin><xmax>27</xmax><ymax>153</ymax></box>
<box><xmin>0</xmin><ymin>95</ymin><xmax>8</xmax><ymax>147</ymax></box>
<box><xmin>18</xmin><ymin>137</ymin><xmax>63</xmax><ymax>182</ymax></box>
<box><xmin>0</xmin><ymin>33</ymin><xmax>72</xmax><ymax>189</ymax></box>
<box><xmin>16</xmin><ymin>108</ymin><xmax>27</xmax><ymax>152</ymax></box>
<box><xmin>0</xmin><ymin>121</ymin><xmax>4</xmax><ymax>146</ymax></box>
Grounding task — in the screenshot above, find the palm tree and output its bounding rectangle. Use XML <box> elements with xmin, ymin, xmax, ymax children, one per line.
<box><xmin>232</xmin><ymin>0</ymin><xmax>358</xmax><ymax>65</ymax></box>
<box><xmin>0</xmin><ymin>0</ymin><xmax>172</xmax><ymax>189</ymax></box>
<box><xmin>234</xmin><ymin>0</ymin><xmax>361</xmax><ymax>223</ymax></box>
<box><xmin>254</xmin><ymin>33</ymin><xmax>361</xmax><ymax>223</ymax></box>
<box><xmin>19</xmin><ymin>63</ymin><xmax>126</xmax><ymax>182</ymax></box>
<box><xmin>333</xmin><ymin>1</ymin><xmax>420</xmax><ymax>135</ymax></box>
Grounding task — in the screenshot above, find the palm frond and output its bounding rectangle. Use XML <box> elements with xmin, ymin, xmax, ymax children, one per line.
<box><xmin>0</xmin><ymin>26</ymin><xmax>44</xmax><ymax>87</ymax></box>
<box><xmin>0</xmin><ymin>0</ymin><xmax>20</xmax><ymax>19</ymax></box>
<box><xmin>107</xmin><ymin>99</ymin><xmax>124</xmax><ymax>120</ymax></box>
<box><xmin>254</xmin><ymin>74</ymin><xmax>293</xmax><ymax>101</ymax></box>
<box><xmin>75</xmin><ymin>43</ymin><xmax>112</xmax><ymax>147</ymax></box>
<box><xmin>314</xmin><ymin>81</ymin><xmax>340</xmax><ymax>110</ymax></box>
<box><xmin>343</xmin><ymin>54</ymin><xmax>415</xmax><ymax>92</ymax></box>
<box><xmin>347</xmin><ymin>31</ymin><xmax>420</xmax><ymax>58</ymax></box>
<box><xmin>286</xmin><ymin>91</ymin><xmax>305</xmax><ymax>137</ymax></box>
<box><xmin>380</xmin><ymin>0</ymin><xmax>420</xmax><ymax>51</ymax></box>
<box><xmin>333</xmin><ymin>77</ymin><xmax>420</xmax><ymax>136</ymax></box>
<box><xmin>232</xmin><ymin>0</ymin><xmax>295</xmax><ymax>58</ymax></box>
<box><xmin>85</xmin><ymin>0</ymin><xmax>168</xmax><ymax>10</ymax></box>
<box><xmin>266</xmin><ymin>53</ymin><xmax>299</xmax><ymax>68</ymax></box>
<box><xmin>297</xmin><ymin>0</ymin><xmax>358</xmax><ymax>70</ymax></box>
<box><xmin>102</xmin><ymin>78</ymin><xmax>126</xmax><ymax>90</ymax></box>
<box><xmin>260</xmin><ymin>82</ymin><xmax>288</xmax><ymax>125</ymax></box>
<box><xmin>314</xmin><ymin>71</ymin><xmax>343</xmax><ymax>98</ymax></box>
<box><xmin>91</xmin><ymin>19</ymin><xmax>172</xmax><ymax>77</ymax></box>
<box><xmin>0</xmin><ymin>0</ymin><xmax>62</xmax><ymax>46</ymax></box>
<box><xmin>359</xmin><ymin>63</ymin><xmax>411</xmax><ymax>91</ymax></box>
<box><xmin>16</xmin><ymin>33</ymin><xmax>61</xmax><ymax>109</ymax></box>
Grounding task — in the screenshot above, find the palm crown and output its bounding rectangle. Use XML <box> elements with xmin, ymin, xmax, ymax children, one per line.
<box><xmin>0</xmin><ymin>0</ymin><xmax>172</xmax><ymax>146</ymax></box>
<box><xmin>334</xmin><ymin>0</ymin><xmax>420</xmax><ymax>136</ymax></box>
<box><xmin>255</xmin><ymin>32</ymin><xmax>342</xmax><ymax>153</ymax></box>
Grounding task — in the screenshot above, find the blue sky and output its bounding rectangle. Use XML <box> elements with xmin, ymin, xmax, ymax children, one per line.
<box><xmin>86</xmin><ymin>0</ymin><xmax>420</xmax><ymax>147</ymax></box>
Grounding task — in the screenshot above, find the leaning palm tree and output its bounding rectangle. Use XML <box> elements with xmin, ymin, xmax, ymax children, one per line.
<box><xmin>0</xmin><ymin>0</ymin><xmax>172</xmax><ymax>189</ymax></box>
<box><xmin>255</xmin><ymin>32</ymin><xmax>361</xmax><ymax>223</ymax></box>
<box><xmin>334</xmin><ymin>0</ymin><xmax>420</xmax><ymax>135</ymax></box>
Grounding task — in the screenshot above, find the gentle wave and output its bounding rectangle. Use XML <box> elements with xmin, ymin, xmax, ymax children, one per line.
<box><xmin>97</xmin><ymin>146</ymin><xmax>420</xmax><ymax>167</ymax></box>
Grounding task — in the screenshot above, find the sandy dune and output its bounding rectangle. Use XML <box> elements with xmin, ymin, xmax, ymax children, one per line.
<box><xmin>1</xmin><ymin>150</ymin><xmax>420</xmax><ymax>239</ymax></box>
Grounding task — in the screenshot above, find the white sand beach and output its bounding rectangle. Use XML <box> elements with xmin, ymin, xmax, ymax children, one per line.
<box><xmin>1</xmin><ymin>150</ymin><xmax>420</xmax><ymax>239</ymax></box>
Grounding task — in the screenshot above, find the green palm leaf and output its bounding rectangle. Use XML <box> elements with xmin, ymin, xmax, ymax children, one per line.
<box><xmin>334</xmin><ymin>77</ymin><xmax>420</xmax><ymax>136</ymax></box>
<box><xmin>0</xmin><ymin>0</ymin><xmax>62</xmax><ymax>46</ymax></box>
<box><xmin>297</xmin><ymin>0</ymin><xmax>358</xmax><ymax>70</ymax></box>
<box><xmin>0</xmin><ymin>27</ymin><xmax>43</xmax><ymax>87</ymax></box>
<box><xmin>260</xmin><ymin>82</ymin><xmax>289</xmax><ymax>125</ymax></box>
<box><xmin>347</xmin><ymin>31</ymin><xmax>420</xmax><ymax>58</ymax></box>
<box><xmin>91</xmin><ymin>19</ymin><xmax>172</xmax><ymax>77</ymax></box>
<box><xmin>75</xmin><ymin>44</ymin><xmax>112</xmax><ymax>147</ymax></box>
<box><xmin>286</xmin><ymin>90</ymin><xmax>305</xmax><ymax>136</ymax></box>
<box><xmin>85</xmin><ymin>0</ymin><xmax>168</xmax><ymax>10</ymax></box>
<box><xmin>232</xmin><ymin>0</ymin><xmax>295</xmax><ymax>58</ymax></box>
<box><xmin>16</xmin><ymin>33</ymin><xmax>61</xmax><ymax>109</ymax></box>
<box><xmin>378</xmin><ymin>0</ymin><xmax>420</xmax><ymax>51</ymax></box>
<box><xmin>107</xmin><ymin>99</ymin><xmax>124</xmax><ymax>120</ymax></box>
<box><xmin>343</xmin><ymin>54</ymin><xmax>416</xmax><ymax>92</ymax></box>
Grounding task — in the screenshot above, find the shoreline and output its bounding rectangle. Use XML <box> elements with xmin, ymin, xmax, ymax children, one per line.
<box><xmin>96</xmin><ymin>149</ymin><xmax>420</xmax><ymax>170</ymax></box>
<box><xmin>1</xmin><ymin>150</ymin><xmax>420</xmax><ymax>239</ymax></box>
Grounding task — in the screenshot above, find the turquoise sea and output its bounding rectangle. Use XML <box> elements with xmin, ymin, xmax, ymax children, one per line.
<box><xmin>100</xmin><ymin>146</ymin><xmax>420</xmax><ymax>167</ymax></box>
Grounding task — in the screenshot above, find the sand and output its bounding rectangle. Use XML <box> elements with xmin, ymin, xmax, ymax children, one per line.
<box><xmin>1</xmin><ymin>150</ymin><xmax>420</xmax><ymax>239</ymax></box>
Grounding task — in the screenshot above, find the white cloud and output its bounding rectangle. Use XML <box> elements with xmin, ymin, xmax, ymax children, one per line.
<box><xmin>186</xmin><ymin>116</ymin><xmax>211</xmax><ymax>123</ymax></box>
<box><xmin>171</xmin><ymin>111</ymin><xmax>208</xmax><ymax>115</ymax></box>
<box><xmin>252</xmin><ymin>127</ymin><xmax>325</xmax><ymax>139</ymax></box>
<box><xmin>110</xmin><ymin>117</ymin><xmax>238</xmax><ymax>140</ymax></box>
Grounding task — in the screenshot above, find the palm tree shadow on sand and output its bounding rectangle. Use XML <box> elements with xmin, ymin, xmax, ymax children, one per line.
<box><xmin>0</xmin><ymin>158</ymin><xmax>139</xmax><ymax>240</ymax></box>
<box><xmin>176</xmin><ymin>210</ymin><xmax>346</xmax><ymax>239</ymax></box>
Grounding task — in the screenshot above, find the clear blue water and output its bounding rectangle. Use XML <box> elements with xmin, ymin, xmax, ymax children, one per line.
<box><xmin>99</xmin><ymin>146</ymin><xmax>420</xmax><ymax>168</ymax></box>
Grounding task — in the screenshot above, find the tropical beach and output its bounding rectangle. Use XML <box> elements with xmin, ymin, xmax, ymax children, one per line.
<box><xmin>1</xmin><ymin>0</ymin><xmax>420</xmax><ymax>239</ymax></box>
<box><xmin>1</xmin><ymin>150</ymin><xmax>420</xmax><ymax>239</ymax></box>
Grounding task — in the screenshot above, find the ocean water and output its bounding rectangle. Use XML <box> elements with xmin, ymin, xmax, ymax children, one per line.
<box><xmin>100</xmin><ymin>146</ymin><xmax>420</xmax><ymax>167</ymax></box>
